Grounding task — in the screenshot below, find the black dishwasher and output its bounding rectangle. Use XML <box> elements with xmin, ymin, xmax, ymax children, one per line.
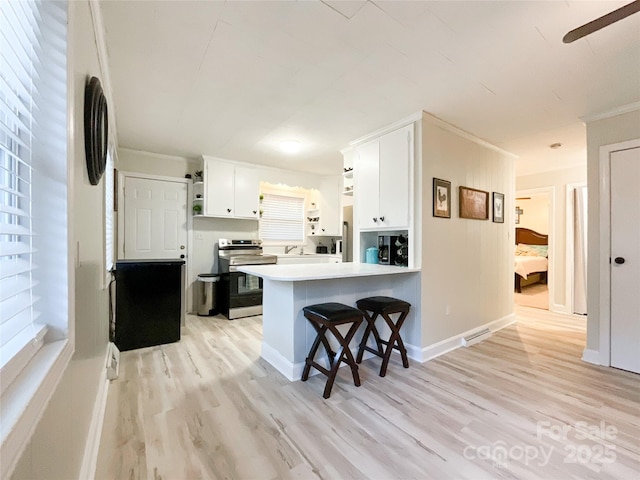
<box><xmin>114</xmin><ymin>259</ymin><xmax>184</xmax><ymax>351</ymax></box>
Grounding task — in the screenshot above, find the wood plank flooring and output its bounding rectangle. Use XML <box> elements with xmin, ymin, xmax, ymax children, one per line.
<box><xmin>95</xmin><ymin>306</ymin><xmax>639</xmax><ymax>480</ymax></box>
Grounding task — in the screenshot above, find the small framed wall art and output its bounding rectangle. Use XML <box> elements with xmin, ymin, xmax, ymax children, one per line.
<box><xmin>493</xmin><ymin>192</ymin><xmax>505</xmax><ymax>223</ymax></box>
<box><xmin>459</xmin><ymin>186</ymin><xmax>489</xmax><ymax>220</ymax></box>
<box><xmin>433</xmin><ymin>178</ymin><xmax>451</xmax><ymax>218</ymax></box>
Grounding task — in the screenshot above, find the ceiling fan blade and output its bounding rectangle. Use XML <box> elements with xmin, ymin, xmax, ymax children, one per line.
<box><xmin>563</xmin><ymin>0</ymin><xmax>640</xmax><ymax>43</ymax></box>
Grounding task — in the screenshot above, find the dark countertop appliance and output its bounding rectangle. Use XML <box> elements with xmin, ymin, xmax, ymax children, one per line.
<box><xmin>217</xmin><ymin>239</ymin><xmax>277</xmax><ymax>319</ymax></box>
<box><xmin>378</xmin><ymin>234</ymin><xmax>409</xmax><ymax>266</ymax></box>
<box><xmin>114</xmin><ymin>259</ymin><xmax>185</xmax><ymax>351</ymax></box>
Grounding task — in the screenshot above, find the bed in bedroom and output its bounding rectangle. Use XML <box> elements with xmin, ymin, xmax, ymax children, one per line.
<box><xmin>514</xmin><ymin>227</ymin><xmax>548</xmax><ymax>293</ymax></box>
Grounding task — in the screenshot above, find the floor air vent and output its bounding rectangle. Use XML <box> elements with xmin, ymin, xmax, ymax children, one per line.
<box><xmin>461</xmin><ymin>328</ymin><xmax>491</xmax><ymax>347</ymax></box>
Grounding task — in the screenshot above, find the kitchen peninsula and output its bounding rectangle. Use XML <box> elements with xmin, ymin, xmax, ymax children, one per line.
<box><xmin>238</xmin><ymin>263</ymin><xmax>421</xmax><ymax>381</ymax></box>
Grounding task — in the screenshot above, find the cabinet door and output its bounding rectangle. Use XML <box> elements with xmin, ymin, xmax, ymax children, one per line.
<box><xmin>354</xmin><ymin>140</ymin><xmax>380</xmax><ymax>229</ymax></box>
<box><xmin>234</xmin><ymin>166</ymin><xmax>260</xmax><ymax>219</ymax></box>
<box><xmin>318</xmin><ymin>176</ymin><xmax>342</xmax><ymax>236</ymax></box>
<box><xmin>204</xmin><ymin>159</ymin><xmax>234</xmax><ymax>217</ymax></box>
<box><xmin>379</xmin><ymin>124</ymin><xmax>412</xmax><ymax>229</ymax></box>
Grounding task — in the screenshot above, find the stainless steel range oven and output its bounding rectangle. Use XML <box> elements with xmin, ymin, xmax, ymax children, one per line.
<box><xmin>217</xmin><ymin>239</ymin><xmax>277</xmax><ymax>319</ymax></box>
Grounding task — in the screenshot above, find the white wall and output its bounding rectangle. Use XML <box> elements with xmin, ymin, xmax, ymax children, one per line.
<box><xmin>419</xmin><ymin>113</ymin><xmax>516</xmax><ymax>348</ymax></box>
<box><xmin>516</xmin><ymin>166</ymin><xmax>586</xmax><ymax>312</ymax></box>
<box><xmin>585</xmin><ymin>108</ymin><xmax>640</xmax><ymax>353</ymax></box>
<box><xmin>516</xmin><ymin>194</ymin><xmax>549</xmax><ymax>234</ymax></box>
<box><xmin>12</xmin><ymin>2</ymin><xmax>113</xmax><ymax>478</ymax></box>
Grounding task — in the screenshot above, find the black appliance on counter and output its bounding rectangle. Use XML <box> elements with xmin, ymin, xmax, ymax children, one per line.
<box><xmin>378</xmin><ymin>234</ymin><xmax>409</xmax><ymax>266</ymax></box>
<box><xmin>114</xmin><ymin>259</ymin><xmax>185</xmax><ymax>351</ymax></box>
<box><xmin>217</xmin><ymin>239</ymin><xmax>277</xmax><ymax>319</ymax></box>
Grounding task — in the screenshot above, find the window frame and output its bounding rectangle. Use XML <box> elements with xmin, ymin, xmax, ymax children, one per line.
<box><xmin>0</xmin><ymin>1</ymin><xmax>73</xmax><ymax>477</ymax></box>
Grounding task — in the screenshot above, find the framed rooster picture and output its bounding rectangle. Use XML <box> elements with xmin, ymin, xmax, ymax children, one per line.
<box><xmin>433</xmin><ymin>178</ymin><xmax>451</xmax><ymax>218</ymax></box>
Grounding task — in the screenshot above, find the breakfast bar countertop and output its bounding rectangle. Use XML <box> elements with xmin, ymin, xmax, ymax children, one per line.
<box><xmin>238</xmin><ymin>262</ymin><xmax>420</xmax><ymax>281</ymax></box>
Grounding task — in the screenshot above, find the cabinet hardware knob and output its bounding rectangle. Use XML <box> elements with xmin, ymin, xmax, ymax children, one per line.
<box><xmin>373</xmin><ymin>217</ymin><xmax>378</xmax><ymax>222</ymax></box>
<box><xmin>379</xmin><ymin>216</ymin><xmax>385</xmax><ymax>222</ymax></box>
<box><xmin>227</xmin><ymin>208</ymin><xmax>232</xmax><ymax>213</ymax></box>
<box><xmin>253</xmin><ymin>210</ymin><xmax>257</xmax><ymax>214</ymax></box>
<box><xmin>614</xmin><ymin>257</ymin><xmax>625</xmax><ymax>264</ymax></box>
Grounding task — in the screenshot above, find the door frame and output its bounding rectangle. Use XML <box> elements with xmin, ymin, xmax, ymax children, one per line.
<box><xmin>598</xmin><ymin>139</ymin><xmax>640</xmax><ymax>366</ymax></box>
<box><xmin>565</xmin><ymin>182</ymin><xmax>587</xmax><ymax>315</ymax></box>
<box><xmin>117</xmin><ymin>171</ymin><xmax>193</xmax><ymax>311</ymax></box>
<box><xmin>515</xmin><ymin>186</ymin><xmax>556</xmax><ymax>311</ymax></box>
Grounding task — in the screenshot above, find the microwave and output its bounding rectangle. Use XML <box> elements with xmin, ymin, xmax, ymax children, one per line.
<box><xmin>378</xmin><ymin>235</ymin><xmax>408</xmax><ymax>266</ymax></box>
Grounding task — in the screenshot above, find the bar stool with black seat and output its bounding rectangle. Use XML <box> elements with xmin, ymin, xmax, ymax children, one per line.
<box><xmin>301</xmin><ymin>302</ymin><xmax>364</xmax><ymax>399</ymax></box>
<box><xmin>356</xmin><ymin>296</ymin><xmax>411</xmax><ymax>377</ymax></box>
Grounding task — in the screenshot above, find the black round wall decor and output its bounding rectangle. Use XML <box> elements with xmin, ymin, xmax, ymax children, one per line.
<box><xmin>84</xmin><ymin>76</ymin><xmax>109</xmax><ymax>185</ymax></box>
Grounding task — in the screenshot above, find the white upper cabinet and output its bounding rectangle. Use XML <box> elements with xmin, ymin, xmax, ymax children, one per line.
<box><xmin>317</xmin><ymin>176</ymin><xmax>342</xmax><ymax>236</ymax></box>
<box><xmin>354</xmin><ymin>140</ymin><xmax>380</xmax><ymax>229</ymax></box>
<box><xmin>379</xmin><ymin>124</ymin><xmax>412</xmax><ymax>229</ymax></box>
<box><xmin>233</xmin><ymin>166</ymin><xmax>260</xmax><ymax>218</ymax></box>
<box><xmin>203</xmin><ymin>157</ymin><xmax>259</xmax><ymax>219</ymax></box>
<box><xmin>354</xmin><ymin>124</ymin><xmax>413</xmax><ymax>230</ymax></box>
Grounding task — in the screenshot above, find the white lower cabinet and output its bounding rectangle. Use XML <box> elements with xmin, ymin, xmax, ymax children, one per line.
<box><xmin>203</xmin><ymin>157</ymin><xmax>259</xmax><ymax>219</ymax></box>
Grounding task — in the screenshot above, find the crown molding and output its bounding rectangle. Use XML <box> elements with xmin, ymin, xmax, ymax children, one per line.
<box><xmin>581</xmin><ymin>101</ymin><xmax>640</xmax><ymax>123</ymax></box>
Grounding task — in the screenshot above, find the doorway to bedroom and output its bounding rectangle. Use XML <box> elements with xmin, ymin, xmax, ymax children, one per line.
<box><xmin>514</xmin><ymin>191</ymin><xmax>550</xmax><ymax>310</ymax></box>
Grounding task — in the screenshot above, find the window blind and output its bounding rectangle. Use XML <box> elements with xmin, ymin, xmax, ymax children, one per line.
<box><xmin>105</xmin><ymin>149</ymin><xmax>114</xmax><ymax>272</ymax></box>
<box><xmin>259</xmin><ymin>193</ymin><xmax>305</xmax><ymax>243</ymax></box>
<box><xmin>0</xmin><ymin>0</ymin><xmax>46</xmax><ymax>385</ymax></box>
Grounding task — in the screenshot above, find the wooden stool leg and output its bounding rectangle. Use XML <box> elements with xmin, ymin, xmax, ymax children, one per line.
<box><xmin>302</xmin><ymin>323</ymin><xmax>329</xmax><ymax>381</ymax></box>
<box><xmin>322</xmin><ymin>321</ymin><xmax>362</xmax><ymax>398</ymax></box>
<box><xmin>356</xmin><ymin>312</ymin><xmax>384</xmax><ymax>362</ymax></box>
<box><xmin>379</xmin><ymin>311</ymin><xmax>410</xmax><ymax>377</ymax></box>
<box><xmin>356</xmin><ymin>312</ymin><xmax>374</xmax><ymax>363</ymax></box>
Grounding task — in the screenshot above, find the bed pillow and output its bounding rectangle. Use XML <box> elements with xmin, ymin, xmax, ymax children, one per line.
<box><xmin>516</xmin><ymin>243</ymin><xmax>548</xmax><ymax>257</ymax></box>
<box><xmin>527</xmin><ymin>244</ymin><xmax>548</xmax><ymax>257</ymax></box>
<box><xmin>515</xmin><ymin>244</ymin><xmax>535</xmax><ymax>256</ymax></box>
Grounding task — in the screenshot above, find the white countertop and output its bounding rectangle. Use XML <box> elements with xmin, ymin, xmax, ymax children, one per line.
<box><xmin>238</xmin><ymin>262</ymin><xmax>420</xmax><ymax>281</ymax></box>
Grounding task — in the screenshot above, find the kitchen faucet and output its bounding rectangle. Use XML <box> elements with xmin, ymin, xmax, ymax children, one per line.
<box><xmin>284</xmin><ymin>245</ymin><xmax>297</xmax><ymax>254</ymax></box>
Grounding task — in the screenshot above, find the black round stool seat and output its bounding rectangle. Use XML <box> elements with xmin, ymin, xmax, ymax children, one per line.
<box><xmin>301</xmin><ymin>302</ymin><xmax>363</xmax><ymax>399</ymax></box>
<box><xmin>356</xmin><ymin>296</ymin><xmax>411</xmax><ymax>377</ymax></box>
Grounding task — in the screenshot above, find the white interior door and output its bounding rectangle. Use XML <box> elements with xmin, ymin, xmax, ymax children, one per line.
<box><xmin>123</xmin><ymin>176</ymin><xmax>188</xmax><ymax>260</ymax></box>
<box><xmin>610</xmin><ymin>147</ymin><xmax>640</xmax><ymax>374</ymax></box>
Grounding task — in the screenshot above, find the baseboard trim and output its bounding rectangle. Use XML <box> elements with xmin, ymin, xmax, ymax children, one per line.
<box><xmin>262</xmin><ymin>342</ymin><xmax>378</xmax><ymax>381</ymax></box>
<box><xmin>582</xmin><ymin>348</ymin><xmax>601</xmax><ymax>365</ymax></box>
<box><xmin>418</xmin><ymin>313</ymin><xmax>517</xmax><ymax>362</ymax></box>
<box><xmin>78</xmin><ymin>346</ymin><xmax>111</xmax><ymax>480</ymax></box>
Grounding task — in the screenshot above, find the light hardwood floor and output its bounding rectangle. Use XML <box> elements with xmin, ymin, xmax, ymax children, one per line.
<box><xmin>95</xmin><ymin>306</ymin><xmax>639</xmax><ymax>480</ymax></box>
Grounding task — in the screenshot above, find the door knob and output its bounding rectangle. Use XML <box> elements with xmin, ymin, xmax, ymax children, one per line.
<box><xmin>180</xmin><ymin>254</ymin><xmax>185</xmax><ymax>259</ymax></box>
<box><xmin>614</xmin><ymin>257</ymin><xmax>625</xmax><ymax>264</ymax></box>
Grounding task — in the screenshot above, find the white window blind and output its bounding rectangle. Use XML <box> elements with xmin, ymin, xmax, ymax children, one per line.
<box><xmin>259</xmin><ymin>193</ymin><xmax>305</xmax><ymax>243</ymax></box>
<box><xmin>105</xmin><ymin>149</ymin><xmax>114</xmax><ymax>273</ymax></box>
<box><xmin>0</xmin><ymin>0</ymin><xmax>47</xmax><ymax>389</ymax></box>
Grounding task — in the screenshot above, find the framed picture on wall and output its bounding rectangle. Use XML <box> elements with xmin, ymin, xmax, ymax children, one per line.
<box><xmin>433</xmin><ymin>178</ymin><xmax>451</xmax><ymax>218</ymax></box>
<box><xmin>459</xmin><ymin>186</ymin><xmax>489</xmax><ymax>220</ymax></box>
<box><xmin>493</xmin><ymin>192</ymin><xmax>505</xmax><ymax>223</ymax></box>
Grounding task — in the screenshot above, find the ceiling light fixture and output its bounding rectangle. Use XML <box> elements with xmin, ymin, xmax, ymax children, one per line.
<box><xmin>550</xmin><ymin>142</ymin><xmax>562</xmax><ymax>149</ymax></box>
<box><xmin>280</xmin><ymin>140</ymin><xmax>301</xmax><ymax>154</ymax></box>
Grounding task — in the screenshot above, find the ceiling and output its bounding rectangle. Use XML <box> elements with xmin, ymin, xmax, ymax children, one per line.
<box><xmin>100</xmin><ymin>1</ymin><xmax>640</xmax><ymax>177</ymax></box>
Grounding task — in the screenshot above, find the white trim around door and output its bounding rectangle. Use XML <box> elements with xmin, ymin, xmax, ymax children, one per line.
<box><xmin>116</xmin><ymin>171</ymin><xmax>193</xmax><ymax>313</ymax></box>
<box><xmin>597</xmin><ymin>138</ymin><xmax>640</xmax><ymax>367</ymax></box>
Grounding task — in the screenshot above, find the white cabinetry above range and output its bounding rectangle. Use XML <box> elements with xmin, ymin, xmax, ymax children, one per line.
<box><xmin>201</xmin><ymin>156</ymin><xmax>259</xmax><ymax>219</ymax></box>
<box><xmin>354</xmin><ymin>124</ymin><xmax>413</xmax><ymax>230</ymax></box>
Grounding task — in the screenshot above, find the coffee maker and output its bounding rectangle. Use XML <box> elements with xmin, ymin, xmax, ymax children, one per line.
<box><xmin>378</xmin><ymin>234</ymin><xmax>409</xmax><ymax>266</ymax></box>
